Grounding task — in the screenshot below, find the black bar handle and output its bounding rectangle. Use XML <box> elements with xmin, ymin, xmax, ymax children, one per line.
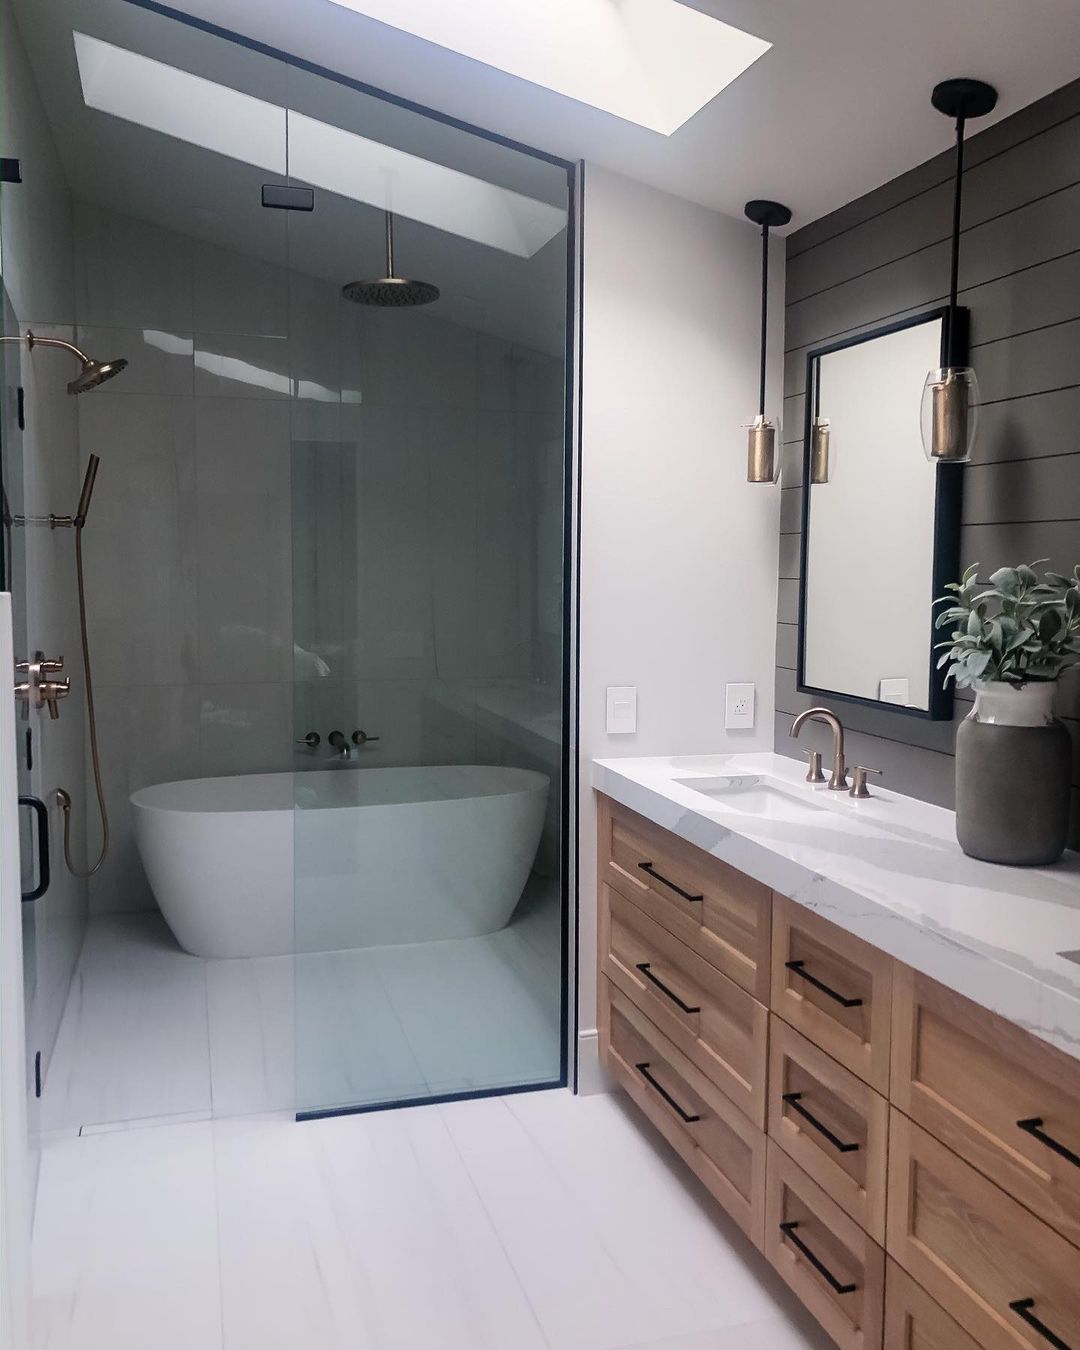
<box><xmin>782</xmin><ymin>1092</ymin><xmax>860</xmax><ymax>1153</ymax></box>
<box><xmin>1017</xmin><ymin>1118</ymin><xmax>1080</xmax><ymax>1170</ymax></box>
<box><xmin>1009</xmin><ymin>1299</ymin><xmax>1072</xmax><ymax>1350</ymax></box>
<box><xmin>638</xmin><ymin>861</ymin><xmax>703</xmax><ymax>903</ymax></box>
<box><xmin>18</xmin><ymin>795</ymin><xmax>50</xmax><ymax>902</ymax></box>
<box><xmin>636</xmin><ymin>963</ymin><xmax>701</xmax><ymax>1015</ymax></box>
<box><xmin>635</xmin><ymin>1062</ymin><xmax>700</xmax><ymax>1123</ymax></box>
<box><xmin>779</xmin><ymin>1221</ymin><xmax>857</xmax><ymax>1295</ymax></box>
<box><xmin>785</xmin><ymin>959</ymin><xmax>864</xmax><ymax>1008</ymax></box>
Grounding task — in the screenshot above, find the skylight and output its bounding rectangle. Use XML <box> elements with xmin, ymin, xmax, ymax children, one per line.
<box><xmin>324</xmin><ymin>0</ymin><xmax>770</xmax><ymax>134</ymax></box>
<box><xmin>73</xmin><ymin>32</ymin><xmax>566</xmax><ymax>257</ymax></box>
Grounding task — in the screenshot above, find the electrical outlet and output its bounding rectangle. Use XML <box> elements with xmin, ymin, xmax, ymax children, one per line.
<box><xmin>725</xmin><ymin>682</ymin><xmax>755</xmax><ymax>730</ymax></box>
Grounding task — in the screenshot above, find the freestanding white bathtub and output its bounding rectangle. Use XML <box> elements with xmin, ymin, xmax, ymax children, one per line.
<box><xmin>131</xmin><ymin>765</ymin><xmax>549</xmax><ymax>959</ymax></box>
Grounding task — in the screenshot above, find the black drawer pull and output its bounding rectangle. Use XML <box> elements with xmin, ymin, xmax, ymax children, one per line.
<box><xmin>634</xmin><ymin>1062</ymin><xmax>700</xmax><ymax>1123</ymax></box>
<box><xmin>785</xmin><ymin>959</ymin><xmax>863</xmax><ymax>1008</ymax></box>
<box><xmin>18</xmin><ymin>795</ymin><xmax>50</xmax><ymax>902</ymax></box>
<box><xmin>782</xmin><ymin>1092</ymin><xmax>860</xmax><ymax>1153</ymax></box>
<box><xmin>635</xmin><ymin>963</ymin><xmax>701</xmax><ymax>1014</ymax></box>
<box><xmin>638</xmin><ymin>861</ymin><xmax>703</xmax><ymax>903</ymax></box>
<box><xmin>779</xmin><ymin>1221</ymin><xmax>857</xmax><ymax>1295</ymax></box>
<box><xmin>1009</xmin><ymin>1299</ymin><xmax>1072</xmax><ymax>1350</ymax></box>
<box><xmin>1017</xmin><ymin>1118</ymin><xmax>1080</xmax><ymax>1170</ymax></box>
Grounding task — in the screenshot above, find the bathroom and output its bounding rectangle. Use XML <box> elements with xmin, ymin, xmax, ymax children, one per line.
<box><xmin>1</xmin><ymin>1</ymin><xmax>1078</xmax><ymax>1347</ymax></box>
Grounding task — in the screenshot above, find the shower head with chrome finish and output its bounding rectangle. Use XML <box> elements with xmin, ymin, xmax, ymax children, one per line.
<box><xmin>342</xmin><ymin>210</ymin><xmax>439</xmax><ymax>308</ymax></box>
<box><xmin>67</xmin><ymin>355</ymin><xmax>128</xmax><ymax>395</ymax></box>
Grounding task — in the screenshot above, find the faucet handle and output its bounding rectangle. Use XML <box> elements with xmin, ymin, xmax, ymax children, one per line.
<box><xmin>804</xmin><ymin>750</ymin><xmax>826</xmax><ymax>784</ymax></box>
<box><xmin>296</xmin><ymin>731</ymin><xmax>320</xmax><ymax>749</ymax></box>
<box><xmin>351</xmin><ymin>729</ymin><xmax>380</xmax><ymax>747</ymax></box>
<box><xmin>849</xmin><ymin>766</ymin><xmax>883</xmax><ymax>799</ymax></box>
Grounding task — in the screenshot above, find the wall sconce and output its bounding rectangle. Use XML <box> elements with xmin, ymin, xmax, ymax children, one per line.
<box><xmin>745</xmin><ymin>198</ymin><xmax>791</xmax><ymax>483</ymax></box>
<box><xmin>810</xmin><ymin>417</ymin><xmax>830</xmax><ymax>484</ymax></box>
<box><xmin>920</xmin><ymin>78</ymin><xmax>997</xmax><ymax>464</ymax></box>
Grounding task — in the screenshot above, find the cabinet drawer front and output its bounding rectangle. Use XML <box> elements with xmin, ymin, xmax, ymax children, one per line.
<box><xmin>599</xmin><ymin>976</ymin><xmax>766</xmax><ymax>1248</ymax></box>
<box><xmin>887</xmin><ymin>1111</ymin><xmax>1080</xmax><ymax>1350</ymax></box>
<box><xmin>765</xmin><ymin>1141</ymin><xmax>885</xmax><ymax>1350</ymax></box>
<box><xmin>601</xmin><ymin>883</ymin><xmax>768</xmax><ymax>1126</ymax></box>
<box><xmin>771</xmin><ymin>894</ymin><xmax>892</xmax><ymax>1093</ymax></box>
<box><xmin>599</xmin><ymin>796</ymin><xmax>771</xmax><ymax>1002</ymax></box>
<box><xmin>892</xmin><ymin>966</ymin><xmax>1080</xmax><ymax>1246</ymax></box>
<box><xmin>768</xmin><ymin>1016</ymin><xmax>889</xmax><ymax>1243</ymax></box>
<box><xmin>884</xmin><ymin>1261</ymin><xmax>979</xmax><ymax>1350</ymax></box>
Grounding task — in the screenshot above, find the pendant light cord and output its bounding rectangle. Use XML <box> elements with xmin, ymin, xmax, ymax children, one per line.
<box><xmin>946</xmin><ymin>114</ymin><xmax>966</xmax><ymax>365</ymax></box>
<box><xmin>758</xmin><ymin>223</ymin><xmax>769</xmax><ymax>417</ymax></box>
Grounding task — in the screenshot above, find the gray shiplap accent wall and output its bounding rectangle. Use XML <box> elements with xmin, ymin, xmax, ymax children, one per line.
<box><xmin>775</xmin><ymin>78</ymin><xmax>1080</xmax><ymax>847</ymax></box>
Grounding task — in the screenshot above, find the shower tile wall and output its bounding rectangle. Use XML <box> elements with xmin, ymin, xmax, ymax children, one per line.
<box><xmin>74</xmin><ymin>202</ymin><xmax>564</xmax><ymax>916</ymax></box>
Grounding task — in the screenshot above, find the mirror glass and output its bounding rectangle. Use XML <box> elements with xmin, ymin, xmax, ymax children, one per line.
<box><xmin>800</xmin><ymin>312</ymin><xmax>953</xmax><ymax>716</ymax></box>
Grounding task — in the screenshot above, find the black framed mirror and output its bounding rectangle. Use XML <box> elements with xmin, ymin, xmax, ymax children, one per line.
<box><xmin>797</xmin><ymin>306</ymin><xmax>965</xmax><ymax>721</ymax></box>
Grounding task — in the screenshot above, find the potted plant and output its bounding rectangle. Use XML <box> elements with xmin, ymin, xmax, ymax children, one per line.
<box><xmin>935</xmin><ymin>561</ymin><xmax>1080</xmax><ymax>865</ymax></box>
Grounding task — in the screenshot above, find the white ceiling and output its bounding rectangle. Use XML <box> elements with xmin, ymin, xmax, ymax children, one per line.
<box><xmin>153</xmin><ymin>0</ymin><xmax>1080</xmax><ymax>231</ymax></box>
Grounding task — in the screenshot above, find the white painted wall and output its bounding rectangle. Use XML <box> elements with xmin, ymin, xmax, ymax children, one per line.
<box><xmin>576</xmin><ymin>167</ymin><xmax>782</xmax><ymax>1083</ymax></box>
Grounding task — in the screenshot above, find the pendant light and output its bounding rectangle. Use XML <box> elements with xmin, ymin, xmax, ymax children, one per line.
<box><xmin>920</xmin><ymin>78</ymin><xmax>997</xmax><ymax>463</ymax></box>
<box><xmin>745</xmin><ymin>199</ymin><xmax>791</xmax><ymax>483</ymax></box>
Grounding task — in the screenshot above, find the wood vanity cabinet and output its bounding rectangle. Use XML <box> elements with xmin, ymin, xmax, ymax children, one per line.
<box><xmin>596</xmin><ymin>793</ymin><xmax>1080</xmax><ymax>1350</ymax></box>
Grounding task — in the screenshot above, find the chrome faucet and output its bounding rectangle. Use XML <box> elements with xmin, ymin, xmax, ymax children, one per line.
<box><xmin>790</xmin><ymin>707</ymin><xmax>849</xmax><ymax>790</ymax></box>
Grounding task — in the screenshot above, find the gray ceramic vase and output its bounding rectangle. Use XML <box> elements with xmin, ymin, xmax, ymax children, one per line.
<box><xmin>955</xmin><ymin>681</ymin><xmax>1072</xmax><ymax>866</ymax></box>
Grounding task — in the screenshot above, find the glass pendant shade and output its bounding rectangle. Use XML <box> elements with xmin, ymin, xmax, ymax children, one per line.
<box><xmin>920</xmin><ymin>366</ymin><xmax>979</xmax><ymax>463</ymax></box>
<box><xmin>746</xmin><ymin>413</ymin><xmax>781</xmax><ymax>483</ymax></box>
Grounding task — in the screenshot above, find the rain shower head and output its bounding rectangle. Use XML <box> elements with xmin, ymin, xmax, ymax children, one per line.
<box><xmin>67</xmin><ymin>356</ymin><xmax>128</xmax><ymax>395</ymax></box>
<box><xmin>342</xmin><ymin>211</ymin><xmax>439</xmax><ymax>308</ymax></box>
<box><xmin>0</xmin><ymin>330</ymin><xmax>128</xmax><ymax>394</ymax></box>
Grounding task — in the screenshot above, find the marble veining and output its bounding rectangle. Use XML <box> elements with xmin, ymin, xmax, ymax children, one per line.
<box><xmin>593</xmin><ymin>752</ymin><xmax>1080</xmax><ymax>1061</ymax></box>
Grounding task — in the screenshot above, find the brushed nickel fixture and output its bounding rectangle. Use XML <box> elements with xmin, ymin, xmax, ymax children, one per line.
<box><xmin>14</xmin><ymin>652</ymin><xmax>69</xmax><ymax>719</ymax></box>
<box><xmin>342</xmin><ymin>210</ymin><xmax>440</xmax><ymax>307</ymax></box>
<box><xmin>790</xmin><ymin>706</ymin><xmax>849</xmax><ymax>790</ymax></box>
<box><xmin>849</xmin><ymin>765</ymin><xmax>883</xmax><ymax>799</ymax></box>
<box><xmin>328</xmin><ymin>730</ymin><xmax>349</xmax><ymax>755</ymax></box>
<box><xmin>744</xmin><ymin>198</ymin><xmax>791</xmax><ymax>483</ymax></box>
<box><xmin>0</xmin><ymin>330</ymin><xmax>128</xmax><ymax>394</ymax></box>
<box><xmin>920</xmin><ymin>78</ymin><xmax>998</xmax><ymax>463</ymax></box>
<box><xmin>57</xmin><ymin>455</ymin><xmax>109</xmax><ymax>877</ymax></box>
<box><xmin>351</xmin><ymin>728</ymin><xmax>380</xmax><ymax>747</ymax></box>
<box><xmin>296</xmin><ymin>731</ymin><xmax>321</xmax><ymax>749</ymax></box>
<box><xmin>803</xmin><ymin>749</ymin><xmax>826</xmax><ymax>784</ymax></box>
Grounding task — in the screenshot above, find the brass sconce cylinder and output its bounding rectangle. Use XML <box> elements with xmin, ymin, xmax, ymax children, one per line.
<box><xmin>747</xmin><ymin>415</ymin><xmax>778</xmax><ymax>484</ymax></box>
<box><xmin>810</xmin><ymin>418</ymin><xmax>830</xmax><ymax>484</ymax></box>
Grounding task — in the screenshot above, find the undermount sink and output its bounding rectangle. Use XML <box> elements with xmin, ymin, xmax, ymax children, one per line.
<box><xmin>673</xmin><ymin>774</ymin><xmax>829</xmax><ymax>821</ymax></box>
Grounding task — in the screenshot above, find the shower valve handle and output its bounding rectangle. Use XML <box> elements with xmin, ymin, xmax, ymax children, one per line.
<box><xmin>296</xmin><ymin>732</ymin><xmax>321</xmax><ymax>749</ymax></box>
<box><xmin>352</xmin><ymin>729</ymin><xmax>380</xmax><ymax>747</ymax></box>
<box><xmin>40</xmin><ymin>678</ymin><xmax>70</xmax><ymax>720</ymax></box>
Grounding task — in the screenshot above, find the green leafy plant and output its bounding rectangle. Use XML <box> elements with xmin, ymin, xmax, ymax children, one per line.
<box><xmin>934</xmin><ymin>560</ymin><xmax>1080</xmax><ymax>688</ymax></box>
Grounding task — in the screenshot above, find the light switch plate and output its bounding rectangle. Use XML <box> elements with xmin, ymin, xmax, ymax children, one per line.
<box><xmin>606</xmin><ymin>686</ymin><xmax>637</xmax><ymax>734</ymax></box>
<box><xmin>725</xmin><ymin>682</ymin><xmax>755</xmax><ymax>730</ymax></box>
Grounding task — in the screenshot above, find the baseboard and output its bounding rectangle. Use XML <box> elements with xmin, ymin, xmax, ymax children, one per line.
<box><xmin>575</xmin><ymin>1029</ymin><xmax>614</xmax><ymax>1096</ymax></box>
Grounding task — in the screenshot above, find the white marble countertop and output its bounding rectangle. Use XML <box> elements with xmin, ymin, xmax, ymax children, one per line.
<box><xmin>592</xmin><ymin>752</ymin><xmax>1080</xmax><ymax>1062</ymax></box>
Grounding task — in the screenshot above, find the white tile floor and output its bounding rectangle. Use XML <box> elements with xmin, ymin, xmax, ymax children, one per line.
<box><xmin>40</xmin><ymin>878</ymin><xmax>561</xmax><ymax>1132</ymax></box>
<box><xmin>31</xmin><ymin>1090</ymin><xmax>834</xmax><ymax>1350</ymax></box>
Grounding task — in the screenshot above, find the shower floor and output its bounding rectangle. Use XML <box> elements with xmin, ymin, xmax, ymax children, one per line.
<box><xmin>39</xmin><ymin>876</ymin><xmax>561</xmax><ymax>1134</ymax></box>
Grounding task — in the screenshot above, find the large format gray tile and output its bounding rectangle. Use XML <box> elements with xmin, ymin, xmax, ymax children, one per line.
<box><xmin>195</xmin><ymin>397</ymin><xmax>292</xmax><ymax>683</ymax></box>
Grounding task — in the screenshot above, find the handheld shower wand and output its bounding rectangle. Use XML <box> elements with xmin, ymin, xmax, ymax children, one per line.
<box><xmin>56</xmin><ymin>454</ymin><xmax>110</xmax><ymax>878</ymax></box>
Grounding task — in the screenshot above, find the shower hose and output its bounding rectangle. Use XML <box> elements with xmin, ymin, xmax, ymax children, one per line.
<box><xmin>58</xmin><ymin>520</ymin><xmax>109</xmax><ymax>877</ymax></box>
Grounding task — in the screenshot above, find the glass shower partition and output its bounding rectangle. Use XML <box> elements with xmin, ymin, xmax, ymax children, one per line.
<box><xmin>283</xmin><ymin>77</ymin><xmax>571</xmax><ymax>1116</ymax></box>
